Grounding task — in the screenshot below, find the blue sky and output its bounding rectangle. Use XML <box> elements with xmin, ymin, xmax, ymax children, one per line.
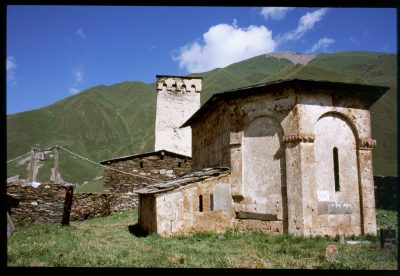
<box><xmin>6</xmin><ymin>6</ymin><xmax>397</xmax><ymax>114</ymax></box>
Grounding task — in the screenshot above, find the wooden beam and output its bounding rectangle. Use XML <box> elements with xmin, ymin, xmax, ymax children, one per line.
<box><xmin>235</xmin><ymin>211</ymin><xmax>278</xmax><ymax>221</ymax></box>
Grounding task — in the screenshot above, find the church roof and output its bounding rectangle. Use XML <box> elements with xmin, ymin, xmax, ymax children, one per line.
<box><xmin>181</xmin><ymin>78</ymin><xmax>389</xmax><ymax>127</ymax></box>
<box><xmin>136</xmin><ymin>167</ymin><xmax>230</xmax><ymax>194</ymax></box>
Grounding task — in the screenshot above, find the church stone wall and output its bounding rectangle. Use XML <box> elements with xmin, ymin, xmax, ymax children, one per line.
<box><xmin>190</xmin><ymin>84</ymin><xmax>378</xmax><ymax>237</ymax></box>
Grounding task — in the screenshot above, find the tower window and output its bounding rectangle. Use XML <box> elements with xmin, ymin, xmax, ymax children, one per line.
<box><xmin>178</xmin><ymin>162</ymin><xmax>181</xmax><ymax>168</ymax></box>
<box><xmin>210</xmin><ymin>193</ymin><xmax>214</xmax><ymax>211</ymax></box>
<box><xmin>140</xmin><ymin>161</ymin><xmax>143</xmax><ymax>168</ymax></box>
<box><xmin>333</xmin><ymin>147</ymin><xmax>340</xmax><ymax>191</ymax></box>
<box><xmin>199</xmin><ymin>195</ymin><xmax>203</xmax><ymax>212</ymax></box>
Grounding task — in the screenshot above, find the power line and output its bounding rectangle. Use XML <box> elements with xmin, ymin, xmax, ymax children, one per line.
<box><xmin>58</xmin><ymin>145</ymin><xmax>162</xmax><ymax>183</ymax></box>
<box><xmin>6</xmin><ymin>151</ymin><xmax>32</xmax><ymax>164</ymax></box>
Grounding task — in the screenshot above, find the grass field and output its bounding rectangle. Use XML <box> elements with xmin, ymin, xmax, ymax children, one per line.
<box><xmin>7</xmin><ymin>209</ymin><xmax>398</xmax><ymax>269</ymax></box>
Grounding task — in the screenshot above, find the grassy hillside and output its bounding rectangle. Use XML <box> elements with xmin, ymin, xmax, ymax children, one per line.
<box><xmin>6</xmin><ymin>51</ymin><xmax>397</xmax><ymax>189</ymax></box>
<box><xmin>7</xmin><ymin>81</ymin><xmax>156</xmax><ymax>185</ymax></box>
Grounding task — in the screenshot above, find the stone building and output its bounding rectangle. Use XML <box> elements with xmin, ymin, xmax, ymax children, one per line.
<box><xmin>100</xmin><ymin>149</ymin><xmax>192</xmax><ymax>193</ymax></box>
<box><xmin>138</xmin><ymin>78</ymin><xmax>388</xmax><ymax>237</ymax></box>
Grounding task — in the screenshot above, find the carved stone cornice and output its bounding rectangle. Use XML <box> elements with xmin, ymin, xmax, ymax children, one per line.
<box><xmin>283</xmin><ymin>134</ymin><xmax>315</xmax><ymax>144</ymax></box>
<box><xmin>358</xmin><ymin>138</ymin><xmax>376</xmax><ymax>150</ymax></box>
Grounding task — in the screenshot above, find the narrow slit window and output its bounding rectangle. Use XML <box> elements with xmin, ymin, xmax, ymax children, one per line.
<box><xmin>178</xmin><ymin>162</ymin><xmax>181</xmax><ymax>168</ymax></box>
<box><xmin>140</xmin><ymin>161</ymin><xmax>144</xmax><ymax>168</ymax></box>
<box><xmin>210</xmin><ymin>193</ymin><xmax>214</xmax><ymax>211</ymax></box>
<box><xmin>199</xmin><ymin>195</ymin><xmax>203</xmax><ymax>212</ymax></box>
<box><xmin>333</xmin><ymin>147</ymin><xmax>340</xmax><ymax>191</ymax></box>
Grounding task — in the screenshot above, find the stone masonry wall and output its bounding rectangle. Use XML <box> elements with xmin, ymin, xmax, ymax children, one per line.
<box><xmin>7</xmin><ymin>181</ymin><xmax>73</xmax><ymax>224</ymax></box>
<box><xmin>70</xmin><ymin>192</ymin><xmax>139</xmax><ymax>221</ymax></box>
<box><xmin>109</xmin><ymin>193</ymin><xmax>139</xmax><ymax>214</ymax></box>
<box><xmin>155</xmin><ymin>173</ymin><xmax>232</xmax><ymax>236</ymax></box>
<box><xmin>7</xmin><ymin>181</ymin><xmax>140</xmax><ymax>224</ymax></box>
<box><xmin>70</xmin><ymin>193</ymin><xmax>111</xmax><ymax>221</ymax></box>
<box><xmin>103</xmin><ymin>154</ymin><xmax>192</xmax><ymax>193</ymax></box>
<box><xmin>155</xmin><ymin>76</ymin><xmax>202</xmax><ymax>157</ymax></box>
<box><xmin>192</xmin><ymin>102</ymin><xmax>230</xmax><ymax>171</ymax></box>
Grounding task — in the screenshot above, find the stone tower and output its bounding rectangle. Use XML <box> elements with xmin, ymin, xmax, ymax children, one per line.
<box><xmin>155</xmin><ymin>75</ymin><xmax>202</xmax><ymax>157</ymax></box>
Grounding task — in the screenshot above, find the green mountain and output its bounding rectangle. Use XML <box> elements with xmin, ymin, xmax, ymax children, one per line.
<box><xmin>6</xmin><ymin>51</ymin><xmax>397</xmax><ymax>191</ymax></box>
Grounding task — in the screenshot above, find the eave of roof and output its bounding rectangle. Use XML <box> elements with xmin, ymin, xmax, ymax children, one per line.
<box><xmin>181</xmin><ymin>78</ymin><xmax>389</xmax><ymax>128</ymax></box>
<box><xmin>99</xmin><ymin>149</ymin><xmax>191</xmax><ymax>165</ymax></box>
<box><xmin>136</xmin><ymin>167</ymin><xmax>230</xmax><ymax>194</ymax></box>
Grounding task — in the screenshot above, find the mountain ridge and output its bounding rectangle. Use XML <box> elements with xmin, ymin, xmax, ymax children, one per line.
<box><xmin>7</xmin><ymin>51</ymin><xmax>397</xmax><ymax>191</ymax></box>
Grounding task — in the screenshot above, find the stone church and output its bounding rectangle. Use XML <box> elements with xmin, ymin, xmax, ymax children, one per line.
<box><xmin>136</xmin><ymin>76</ymin><xmax>388</xmax><ymax>237</ymax></box>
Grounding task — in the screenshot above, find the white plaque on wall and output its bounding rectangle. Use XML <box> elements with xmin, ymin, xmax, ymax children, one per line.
<box><xmin>318</xmin><ymin>191</ymin><xmax>330</xmax><ymax>201</ymax></box>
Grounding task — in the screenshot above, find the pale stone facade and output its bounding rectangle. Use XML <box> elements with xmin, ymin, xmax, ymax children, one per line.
<box><xmin>139</xmin><ymin>79</ymin><xmax>388</xmax><ymax>237</ymax></box>
<box><xmin>137</xmin><ymin>168</ymin><xmax>231</xmax><ymax>236</ymax></box>
<box><xmin>155</xmin><ymin>75</ymin><xmax>202</xmax><ymax>157</ymax></box>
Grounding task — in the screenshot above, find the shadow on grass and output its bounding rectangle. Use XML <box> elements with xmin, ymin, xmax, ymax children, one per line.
<box><xmin>128</xmin><ymin>223</ymin><xmax>149</xmax><ymax>237</ymax></box>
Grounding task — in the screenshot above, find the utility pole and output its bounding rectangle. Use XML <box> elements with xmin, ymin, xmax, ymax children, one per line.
<box><xmin>28</xmin><ymin>148</ymin><xmax>35</xmax><ymax>183</ymax></box>
<box><xmin>54</xmin><ymin>146</ymin><xmax>59</xmax><ymax>184</ymax></box>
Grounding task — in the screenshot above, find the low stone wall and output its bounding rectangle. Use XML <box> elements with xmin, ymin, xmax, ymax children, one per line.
<box><xmin>110</xmin><ymin>193</ymin><xmax>139</xmax><ymax>214</ymax></box>
<box><xmin>70</xmin><ymin>193</ymin><xmax>112</xmax><ymax>221</ymax></box>
<box><xmin>7</xmin><ymin>181</ymin><xmax>73</xmax><ymax>225</ymax></box>
<box><xmin>70</xmin><ymin>192</ymin><xmax>139</xmax><ymax>221</ymax></box>
<box><xmin>7</xmin><ymin>181</ymin><xmax>139</xmax><ymax>224</ymax></box>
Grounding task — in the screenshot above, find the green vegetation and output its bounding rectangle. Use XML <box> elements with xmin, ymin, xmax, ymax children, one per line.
<box><xmin>7</xmin><ymin>209</ymin><xmax>397</xmax><ymax>268</ymax></box>
<box><xmin>6</xmin><ymin>51</ymin><xmax>397</xmax><ymax>190</ymax></box>
<box><xmin>376</xmin><ymin>209</ymin><xmax>398</xmax><ymax>229</ymax></box>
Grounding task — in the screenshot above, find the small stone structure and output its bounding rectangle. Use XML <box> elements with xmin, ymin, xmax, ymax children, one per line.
<box><xmin>100</xmin><ymin>149</ymin><xmax>191</xmax><ymax>194</ymax></box>
<box><xmin>155</xmin><ymin>75</ymin><xmax>202</xmax><ymax>157</ymax></box>
<box><xmin>137</xmin><ymin>168</ymin><xmax>231</xmax><ymax>236</ymax></box>
<box><xmin>138</xmin><ymin>78</ymin><xmax>388</xmax><ymax>237</ymax></box>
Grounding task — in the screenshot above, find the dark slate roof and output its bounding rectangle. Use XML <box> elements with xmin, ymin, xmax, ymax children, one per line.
<box><xmin>136</xmin><ymin>167</ymin><xmax>230</xmax><ymax>194</ymax></box>
<box><xmin>181</xmin><ymin>78</ymin><xmax>389</xmax><ymax>127</ymax></box>
<box><xmin>99</xmin><ymin>149</ymin><xmax>191</xmax><ymax>165</ymax></box>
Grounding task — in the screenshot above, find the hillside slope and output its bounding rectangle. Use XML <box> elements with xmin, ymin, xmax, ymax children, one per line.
<box><xmin>6</xmin><ymin>51</ymin><xmax>397</xmax><ymax>190</ymax></box>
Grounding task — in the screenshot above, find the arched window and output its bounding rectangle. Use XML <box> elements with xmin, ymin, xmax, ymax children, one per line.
<box><xmin>333</xmin><ymin>147</ymin><xmax>340</xmax><ymax>191</ymax></box>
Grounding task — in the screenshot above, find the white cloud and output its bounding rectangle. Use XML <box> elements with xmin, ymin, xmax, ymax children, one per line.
<box><xmin>70</xmin><ymin>88</ymin><xmax>80</xmax><ymax>95</ymax></box>
<box><xmin>349</xmin><ymin>36</ymin><xmax>359</xmax><ymax>44</ymax></box>
<box><xmin>278</xmin><ymin>8</ymin><xmax>328</xmax><ymax>44</ymax></box>
<box><xmin>73</xmin><ymin>66</ymin><xmax>84</xmax><ymax>83</ymax></box>
<box><xmin>76</xmin><ymin>28</ymin><xmax>86</xmax><ymax>39</ymax></box>
<box><xmin>7</xmin><ymin>56</ymin><xmax>17</xmax><ymax>85</ymax></box>
<box><xmin>173</xmin><ymin>22</ymin><xmax>276</xmax><ymax>73</ymax></box>
<box><xmin>69</xmin><ymin>66</ymin><xmax>84</xmax><ymax>95</ymax></box>
<box><xmin>260</xmin><ymin>7</ymin><xmax>295</xmax><ymax>21</ymax></box>
<box><xmin>307</xmin><ymin>37</ymin><xmax>335</xmax><ymax>53</ymax></box>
